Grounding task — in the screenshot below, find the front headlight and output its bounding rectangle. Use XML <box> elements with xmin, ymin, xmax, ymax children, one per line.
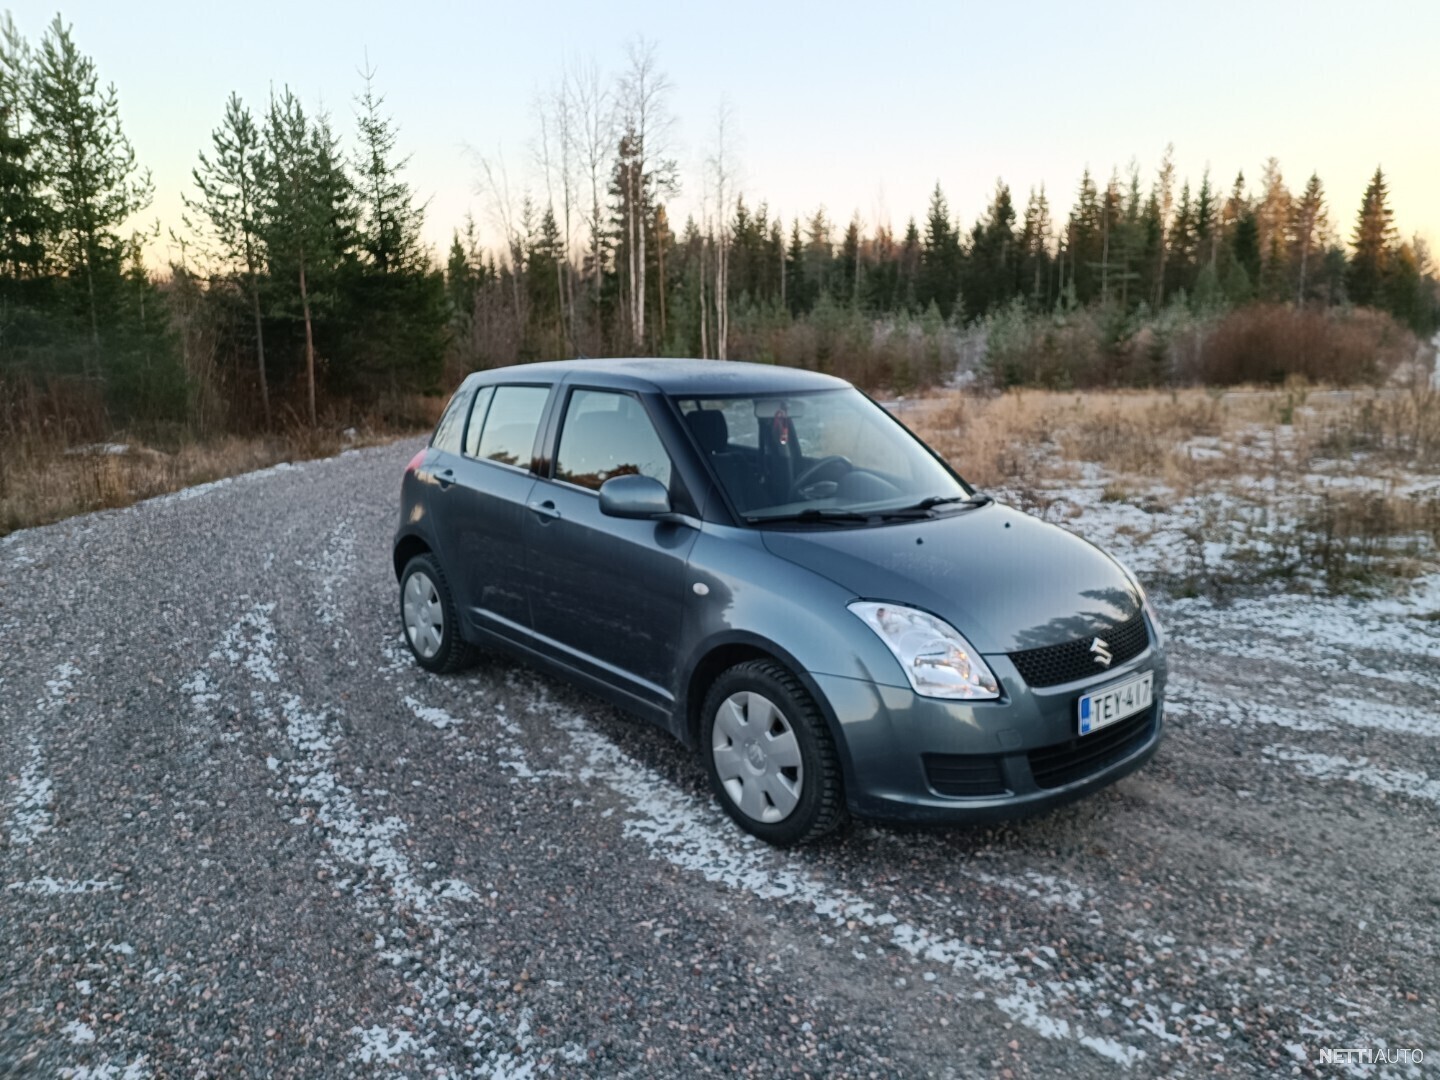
<box><xmin>1115</xmin><ymin>559</ymin><xmax>1164</xmax><ymax>648</ymax></box>
<box><xmin>848</xmin><ymin>601</ymin><xmax>1000</xmax><ymax>700</ymax></box>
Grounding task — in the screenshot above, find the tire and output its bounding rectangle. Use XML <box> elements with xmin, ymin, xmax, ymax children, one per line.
<box><xmin>700</xmin><ymin>659</ymin><xmax>847</xmax><ymax>846</ymax></box>
<box><xmin>399</xmin><ymin>553</ymin><xmax>476</xmax><ymax>674</ymax></box>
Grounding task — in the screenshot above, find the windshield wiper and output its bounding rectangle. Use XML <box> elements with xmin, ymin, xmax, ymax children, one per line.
<box><xmin>746</xmin><ymin>508</ymin><xmax>876</xmax><ymax>526</ymax></box>
<box><xmin>882</xmin><ymin>493</ymin><xmax>994</xmax><ymax>518</ymax></box>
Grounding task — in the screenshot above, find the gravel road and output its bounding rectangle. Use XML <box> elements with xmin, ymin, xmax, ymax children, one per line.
<box><xmin>1</xmin><ymin>440</ymin><xmax>1436</xmax><ymax>1078</ymax></box>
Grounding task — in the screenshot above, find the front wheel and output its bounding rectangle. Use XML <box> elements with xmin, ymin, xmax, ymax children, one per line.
<box><xmin>701</xmin><ymin>660</ymin><xmax>847</xmax><ymax>846</ymax></box>
<box><xmin>399</xmin><ymin>553</ymin><xmax>476</xmax><ymax>674</ymax></box>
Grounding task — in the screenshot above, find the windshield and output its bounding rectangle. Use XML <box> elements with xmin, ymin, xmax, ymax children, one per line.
<box><xmin>673</xmin><ymin>387</ymin><xmax>971</xmax><ymax>522</ymax></box>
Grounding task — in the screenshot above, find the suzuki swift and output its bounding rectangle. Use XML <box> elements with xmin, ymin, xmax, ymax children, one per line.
<box><xmin>393</xmin><ymin>359</ymin><xmax>1166</xmax><ymax>846</ymax></box>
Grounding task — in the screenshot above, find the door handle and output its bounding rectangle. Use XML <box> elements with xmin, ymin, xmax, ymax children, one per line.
<box><xmin>435</xmin><ymin>468</ymin><xmax>455</xmax><ymax>489</ymax></box>
<box><xmin>527</xmin><ymin>499</ymin><xmax>562</xmax><ymax>521</ymax></box>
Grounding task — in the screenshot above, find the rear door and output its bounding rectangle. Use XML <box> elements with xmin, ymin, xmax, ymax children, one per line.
<box><xmin>523</xmin><ymin>386</ymin><xmax>698</xmax><ymax>707</ymax></box>
<box><xmin>444</xmin><ymin>383</ymin><xmax>553</xmax><ymax>643</ymax></box>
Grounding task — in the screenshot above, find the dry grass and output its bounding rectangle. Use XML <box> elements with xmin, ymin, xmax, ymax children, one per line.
<box><xmin>907</xmin><ymin>380</ymin><xmax>1440</xmax><ymax>596</ymax></box>
<box><xmin>0</xmin><ymin>392</ymin><xmax>447</xmax><ymax>536</ymax></box>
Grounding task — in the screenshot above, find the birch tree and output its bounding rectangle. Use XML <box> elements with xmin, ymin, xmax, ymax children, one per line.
<box><xmin>614</xmin><ymin>37</ymin><xmax>672</xmax><ymax>347</ymax></box>
<box><xmin>705</xmin><ymin>100</ymin><xmax>736</xmax><ymax>360</ymax></box>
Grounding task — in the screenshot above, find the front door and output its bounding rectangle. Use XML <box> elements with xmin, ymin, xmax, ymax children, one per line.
<box><xmin>523</xmin><ymin>388</ymin><xmax>697</xmax><ymax>707</ymax></box>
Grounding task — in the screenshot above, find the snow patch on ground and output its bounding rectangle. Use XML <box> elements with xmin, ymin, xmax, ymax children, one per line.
<box><xmin>1264</xmin><ymin>746</ymin><xmax>1440</xmax><ymax>807</ymax></box>
<box><xmin>10</xmin><ymin>738</ymin><xmax>53</xmax><ymax>846</ymax></box>
<box><xmin>404</xmin><ymin>695</ymin><xmax>464</xmax><ymax>730</ymax></box>
<box><xmin>539</xmin><ymin>694</ymin><xmax>1149</xmax><ymax>1068</ymax></box>
<box><xmin>6</xmin><ymin>877</ymin><xmax>119</xmax><ymax>895</ymax></box>
<box><xmin>185</xmin><ymin>595</ymin><xmax>580</xmax><ymax>1075</ymax></box>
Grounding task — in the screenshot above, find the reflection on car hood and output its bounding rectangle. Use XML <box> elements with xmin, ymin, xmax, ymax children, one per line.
<box><xmin>759</xmin><ymin>503</ymin><xmax>1140</xmax><ymax>654</ymax></box>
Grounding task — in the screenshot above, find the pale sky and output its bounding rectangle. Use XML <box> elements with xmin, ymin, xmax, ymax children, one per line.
<box><xmin>12</xmin><ymin>0</ymin><xmax>1440</xmax><ymax>265</ymax></box>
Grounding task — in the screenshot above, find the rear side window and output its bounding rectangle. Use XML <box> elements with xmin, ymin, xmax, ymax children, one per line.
<box><xmin>462</xmin><ymin>386</ymin><xmax>495</xmax><ymax>458</ymax></box>
<box><xmin>555</xmin><ymin>389</ymin><xmax>672</xmax><ymax>491</ymax></box>
<box><xmin>431</xmin><ymin>388</ymin><xmax>471</xmax><ymax>454</ymax></box>
<box><xmin>475</xmin><ymin>385</ymin><xmax>549</xmax><ymax>469</ymax></box>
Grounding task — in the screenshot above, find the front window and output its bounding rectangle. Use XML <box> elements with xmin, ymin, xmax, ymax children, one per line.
<box><xmin>673</xmin><ymin>388</ymin><xmax>970</xmax><ymax>522</ymax></box>
<box><xmin>555</xmin><ymin>389</ymin><xmax>673</xmax><ymax>490</ymax></box>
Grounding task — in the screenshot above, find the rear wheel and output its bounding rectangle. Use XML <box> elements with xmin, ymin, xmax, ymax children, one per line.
<box><xmin>399</xmin><ymin>553</ymin><xmax>476</xmax><ymax>674</ymax></box>
<box><xmin>701</xmin><ymin>660</ymin><xmax>847</xmax><ymax>846</ymax></box>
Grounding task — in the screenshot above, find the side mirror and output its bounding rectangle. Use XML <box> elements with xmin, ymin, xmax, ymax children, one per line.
<box><xmin>598</xmin><ymin>474</ymin><xmax>672</xmax><ymax>519</ymax></box>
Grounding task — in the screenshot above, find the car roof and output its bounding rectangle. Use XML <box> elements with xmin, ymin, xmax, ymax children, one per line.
<box><xmin>463</xmin><ymin>358</ymin><xmax>851</xmax><ymax>396</ymax></box>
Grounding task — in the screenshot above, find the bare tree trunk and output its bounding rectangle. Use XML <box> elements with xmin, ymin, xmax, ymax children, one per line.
<box><xmin>699</xmin><ymin>237</ymin><xmax>708</xmax><ymax>360</ymax></box>
<box><xmin>249</xmin><ymin>275</ymin><xmax>271</xmax><ymax>429</ymax></box>
<box><xmin>626</xmin><ymin>161</ymin><xmax>638</xmax><ymax>345</ymax></box>
<box><xmin>636</xmin><ymin>185</ymin><xmax>647</xmax><ymax>348</ymax></box>
<box><xmin>298</xmin><ymin>257</ymin><xmax>317</xmax><ymax>427</ymax></box>
<box><xmin>656</xmin><ymin>214</ymin><xmax>667</xmax><ymax>347</ymax></box>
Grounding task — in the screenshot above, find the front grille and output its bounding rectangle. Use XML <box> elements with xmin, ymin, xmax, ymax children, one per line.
<box><xmin>1008</xmin><ymin>611</ymin><xmax>1150</xmax><ymax>688</ymax></box>
<box><xmin>922</xmin><ymin>753</ymin><xmax>1008</xmax><ymax>797</ymax></box>
<box><xmin>1027</xmin><ymin>708</ymin><xmax>1155</xmax><ymax>790</ymax></box>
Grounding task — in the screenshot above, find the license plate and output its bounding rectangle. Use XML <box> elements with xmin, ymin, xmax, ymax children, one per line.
<box><xmin>1078</xmin><ymin>671</ymin><xmax>1153</xmax><ymax>735</ymax></box>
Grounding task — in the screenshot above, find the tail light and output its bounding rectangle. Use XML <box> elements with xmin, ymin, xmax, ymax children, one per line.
<box><xmin>405</xmin><ymin>449</ymin><xmax>427</xmax><ymax>475</ymax></box>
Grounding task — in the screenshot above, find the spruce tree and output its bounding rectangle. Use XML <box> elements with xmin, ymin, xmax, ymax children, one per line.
<box><xmin>345</xmin><ymin>65</ymin><xmax>446</xmax><ymax>393</ymax></box>
<box><xmin>260</xmin><ymin>88</ymin><xmax>354</xmax><ymax>424</ymax></box>
<box><xmin>1288</xmin><ymin>174</ymin><xmax>1327</xmax><ymax>304</ymax></box>
<box><xmin>186</xmin><ymin>92</ymin><xmax>272</xmax><ymax>426</ymax></box>
<box><xmin>0</xmin><ymin>14</ymin><xmax>47</xmax><ymax>290</ymax></box>
<box><xmin>29</xmin><ymin>15</ymin><xmax>152</xmax><ymax>353</ymax></box>
<box><xmin>1347</xmin><ymin>167</ymin><xmax>1395</xmax><ymax>307</ymax></box>
<box><xmin>918</xmin><ymin>184</ymin><xmax>961</xmax><ymax>319</ymax></box>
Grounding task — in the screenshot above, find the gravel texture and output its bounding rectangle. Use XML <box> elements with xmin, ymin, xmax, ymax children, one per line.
<box><xmin>1</xmin><ymin>440</ymin><xmax>1436</xmax><ymax>1078</ymax></box>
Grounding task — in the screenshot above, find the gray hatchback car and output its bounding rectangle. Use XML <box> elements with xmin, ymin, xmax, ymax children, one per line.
<box><xmin>394</xmin><ymin>359</ymin><xmax>1166</xmax><ymax>846</ymax></box>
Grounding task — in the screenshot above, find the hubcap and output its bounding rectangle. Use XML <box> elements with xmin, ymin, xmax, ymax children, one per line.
<box><xmin>711</xmin><ymin>691</ymin><xmax>803</xmax><ymax>823</ymax></box>
<box><xmin>403</xmin><ymin>570</ymin><xmax>444</xmax><ymax>659</ymax></box>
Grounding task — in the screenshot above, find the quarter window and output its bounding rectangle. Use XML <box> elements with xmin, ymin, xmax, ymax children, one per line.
<box><xmin>431</xmin><ymin>387</ymin><xmax>471</xmax><ymax>454</ymax></box>
<box><xmin>475</xmin><ymin>385</ymin><xmax>550</xmax><ymax>469</ymax></box>
<box><xmin>555</xmin><ymin>389</ymin><xmax>672</xmax><ymax>491</ymax></box>
<box><xmin>462</xmin><ymin>386</ymin><xmax>495</xmax><ymax>458</ymax></box>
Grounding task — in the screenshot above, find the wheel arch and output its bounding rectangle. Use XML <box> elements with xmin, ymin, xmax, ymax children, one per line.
<box><xmin>393</xmin><ymin>531</ymin><xmax>433</xmax><ymax>581</ymax></box>
<box><xmin>679</xmin><ymin>633</ymin><xmax>851</xmax><ymax>781</ymax></box>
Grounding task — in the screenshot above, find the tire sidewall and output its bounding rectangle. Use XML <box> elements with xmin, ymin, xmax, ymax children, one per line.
<box><xmin>399</xmin><ymin>554</ymin><xmax>466</xmax><ymax>673</ymax></box>
<box><xmin>700</xmin><ymin>662</ymin><xmax>839</xmax><ymax>847</ymax></box>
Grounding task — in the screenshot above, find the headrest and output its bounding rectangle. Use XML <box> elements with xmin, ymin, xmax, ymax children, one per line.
<box><xmin>686</xmin><ymin>409</ymin><xmax>729</xmax><ymax>454</ymax></box>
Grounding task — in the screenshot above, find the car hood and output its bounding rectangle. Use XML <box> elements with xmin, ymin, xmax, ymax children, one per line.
<box><xmin>760</xmin><ymin>503</ymin><xmax>1140</xmax><ymax>654</ymax></box>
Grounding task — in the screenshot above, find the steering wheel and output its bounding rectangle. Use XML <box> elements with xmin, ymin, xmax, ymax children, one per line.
<box><xmin>792</xmin><ymin>455</ymin><xmax>853</xmax><ymax>499</ymax></box>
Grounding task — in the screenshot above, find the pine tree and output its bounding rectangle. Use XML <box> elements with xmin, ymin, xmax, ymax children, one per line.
<box><xmin>1347</xmin><ymin>167</ymin><xmax>1395</xmax><ymax>307</ymax></box>
<box><xmin>29</xmin><ymin>15</ymin><xmax>152</xmax><ymax>353</ymax></box>
<box><xmin>186</xmin><ymin>92</ymin><xmax>272</xmax><ymax>426</ymax></box>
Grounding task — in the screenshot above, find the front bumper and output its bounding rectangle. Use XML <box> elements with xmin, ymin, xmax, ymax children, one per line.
<box><xmin>814</xmin><ymin>641</ymin><xmax>1167</xmax><ymax>824</ymax></box>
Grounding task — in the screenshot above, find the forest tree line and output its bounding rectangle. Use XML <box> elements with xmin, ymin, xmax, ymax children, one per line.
<box><xmin>1</xmin><ymin>14</ymin><xmax>1437</xmax><ymax>441</ymax></box>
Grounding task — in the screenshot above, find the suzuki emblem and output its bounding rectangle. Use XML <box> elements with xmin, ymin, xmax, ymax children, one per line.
<box><xmin>1090</xmin><ymin>637</ymin><xmax>1114</xmax><ymax>667</ymax></box>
